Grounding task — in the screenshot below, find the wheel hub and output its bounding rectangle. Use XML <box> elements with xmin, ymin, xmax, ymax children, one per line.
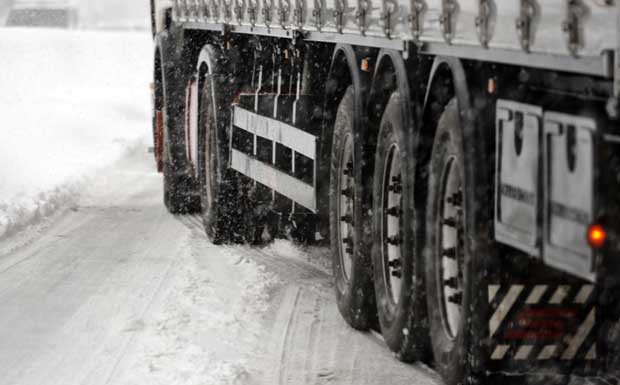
<box><xmin>382</xmin><ymin>144</ymin><xmax>403</xmax><ymax>305</ymax></box>
<box><xmin>338</xmin><ymin>134</ymin><xmax>355</xmax><ymax>282</ymax></box>
<box><xmin>438</xmin><ymin>157</ymin><xmax>464</xmax><ymax>340</ymax></box>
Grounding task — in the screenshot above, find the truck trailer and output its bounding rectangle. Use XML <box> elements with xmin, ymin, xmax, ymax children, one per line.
<box><xmin>149</xmin><ymin>0</ymin><xmax>620</xmax><ymax>383</ymax></box>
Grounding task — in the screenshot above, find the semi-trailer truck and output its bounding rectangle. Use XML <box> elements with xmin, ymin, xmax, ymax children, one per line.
<box><xmin>149</xmin><ymin>0</ymin><xmax>620</xmax><ymax>383</ymax></box>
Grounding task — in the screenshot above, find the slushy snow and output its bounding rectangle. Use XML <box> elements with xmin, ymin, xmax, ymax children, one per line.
<box><xmin>0</xmin><ymin>28</ymin><xmax>152</xmax><ymax>238</ymax></box>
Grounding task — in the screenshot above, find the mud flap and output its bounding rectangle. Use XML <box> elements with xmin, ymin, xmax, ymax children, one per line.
<box><xmin>543</xmin><ymin>113</ymin><xmax>597</xmax><ymax>282</ymax></box>
<box><xmin>495</xmin><ymin>100</ymin><xmax>543</xmax><ymax>257</ymax></box>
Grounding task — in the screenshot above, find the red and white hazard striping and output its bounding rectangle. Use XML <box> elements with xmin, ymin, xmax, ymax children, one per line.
<box><xmin>488</xmin><ymin>284</ymin><xmax>596</xmax><ymax>361</ymax></box>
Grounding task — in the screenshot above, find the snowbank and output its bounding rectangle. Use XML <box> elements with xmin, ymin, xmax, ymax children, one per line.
<box><xmin>0</xmin><ymin>28</ymin><xmax>152</xmax><ymax>238</ymax></box>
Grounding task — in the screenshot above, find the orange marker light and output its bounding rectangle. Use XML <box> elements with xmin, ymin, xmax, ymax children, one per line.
<box><xmin>587</xmin><ymin>224</ymin><xmax>606</xmax><ymax>249</ymax></box>
<box><xmin>488</xmin><ymin>78</ymin><xmax>497</xmax><ymax>94</ymax></box>
<box><xmin>361</xmin><ymin>58</ymin><xmax>370</xmax><ymax>72</ymax></box>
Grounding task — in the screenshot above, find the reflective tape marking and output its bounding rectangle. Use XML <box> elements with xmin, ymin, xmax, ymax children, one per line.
<box><xmin>549</xmin><ymin>285</ymin><xmax>571</xmax><ymax>304</ymax></box>
<box><xmin>574</xmin><ymin>285</ymin><xmax>594</xmax><ymax>304</ymax></box>
<box><xmin>489</xmin><ymin>285</ymin><xmax>524</xmax><ymax>337</ymax></box>
<box><xmin>514</xmin><ymin>345</ymin><xmax>534</xmax><ymax>360</ymax></box>
<box><xmin>488</xmin><ymin>285</ymin><xmax>500</xmax><ymax>304</ymax></box>
<box><xmin>491</xmin><ymin>345</ymin><xmax>510</xmax><ymax>360</ymax></box>
<box><xmin>561</xmin><ymin>308</ymin><xmax>595</xmax><ymax>360</ymax></box>
<box><xmin>537</xmin><ymin>345</ymin><xmax>558</xmax><ymax>360</ymax></box>
<box><xmin>526</xmin><ymin>285</ymin><xmax>548</xmax><ymax>304</ymax></box>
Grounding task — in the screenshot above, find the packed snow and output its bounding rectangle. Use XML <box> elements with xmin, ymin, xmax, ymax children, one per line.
<box><xmin>0</xmin><ymin>28</ymin><xmax>152</xmax><ymax>238</ymax></box>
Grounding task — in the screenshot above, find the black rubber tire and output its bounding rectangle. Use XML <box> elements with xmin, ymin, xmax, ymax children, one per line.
<box><xmin>197</xmin><ymin>74</ymin><xmax>244</xmax><ymax>244</ymax></box>
<box><xmin>329</xmin><ymin>86</ymin><xmax>374</xmax><ymax>330</ymax></box>
<box><xmin>162</xmin><ymin>81</ymin><xmax>200</xmax><ymax>215</ymax></box>
<box><xmin>425</xmin><ymin>98</ymin><xmax>489</xmax><ymax>385</ymax></box>
<box><xmin>371</xmin><ymin>93</ymin><xmax>429</xmax><ymax>363</ymax></box>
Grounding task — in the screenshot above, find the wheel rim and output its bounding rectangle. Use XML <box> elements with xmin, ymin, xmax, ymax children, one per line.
<box><xmin>338</xmin><ymin>133</ymin><xmax>355</xmax><ymax>282</ymax></box>
<box><xmin>381</xmin><ymin>143</ymin><xmax>403</xmax><ymax>306</ymax></box>
<box><xmin>437</xmin><ymin>156</ymin><xmax>464</xmax><ymax>340</ymax></box>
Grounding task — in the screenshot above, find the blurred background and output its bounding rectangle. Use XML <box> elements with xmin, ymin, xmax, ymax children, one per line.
<box><xmin>0</xmin><ymin>0</ymin><xmax>149</xmax><ymax>30</ymax></box>
<box><xmin>0</xmin><ymin>0</ymin><xmax>153</xmax><ymax>238</ymax></box>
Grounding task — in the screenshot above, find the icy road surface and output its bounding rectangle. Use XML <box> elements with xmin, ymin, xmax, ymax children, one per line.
<box><xmin>0</xmin><ymin>149</ymin><xmax>442</xmax><ymax>385</ymax></box>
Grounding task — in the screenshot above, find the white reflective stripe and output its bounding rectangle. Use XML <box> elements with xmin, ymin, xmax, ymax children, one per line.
<box><xmin>233</xmin><ymin>106</ymin><xmax>317</xmax><ymax>159</ymax></box>
<box><xmin>230</xmin><ymin>149</ymin><xmax>316</xmax><ymax>211</ymax></box>
<box><xmin>514</xmin><ymin>345</ymin><xmax>534</xmax><ymax>360</ymax></box>
<box><xmin>526</xmin><ymin>285</ymin><xmax>548</xmax><ymax>304</ymax></box>
<box><xmin>561</xmin><ymin>308</ymin><xmax>596</xmax><ymax>360</ymax></box>
<box><xmin>585</xmin><ymin>344</ymin><xmax>597</xmax><ymax>360</ymax></box>
<box><xmin>491</xmin><ymin>345</ymin><xmax>510</xmax><ymax>360</ymax></box>
<box><xmin>488</xmin><ymin>285</ymin><xmax>500</xmax><ymax>304</ymax></box>
<box><xmin>574</xmin><ymin>285</ymin><xmax>594</xmax><ymax>304</ymax></box>
<box><xmin>489</xmin><ymin>285</ymin><xmax>524</xmax><ymax>337</ymax></box>
<box><xmin>537</xmin><ymin>345</ymin><xmax>558</xmax><ymax>360</ymax></box>
<box><xmin>549</xmin><ymin>285</ymin><xmax>571</xmax><ymax>304</ymax></box>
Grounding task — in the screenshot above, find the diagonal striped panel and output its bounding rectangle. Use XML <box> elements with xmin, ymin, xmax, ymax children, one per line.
<box><xmin>525</xmin><ymin>285</ymin><xmax>548</xmax><ymax>304</ymax></box>
<box><xmin>549</xmin><ymin>285</ymin><xmax>571</xmax><ymax>304</ymax></box>
<box><xmin>561</xmin><ymin>308</ymin><xmax>596</xmax><ymax>360</ymax></box>
<box><xmin>489</xmin><ymin>285</ymin><xmax>524</xmax><ymax>337</ymax></box>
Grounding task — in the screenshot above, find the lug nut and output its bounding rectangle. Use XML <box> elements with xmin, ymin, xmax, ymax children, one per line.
<box><xmin>343</xmin><ymin>161</ymin><xmax>353</xmax><ymax>175</ymax></box>
<box><xmin>343</xmin><ymin>236</ymin><xmax>353</xmax><ymax>246</ymax></box>
<box><xmin>387</xmin><ymin>235</ymin><xmax>401</xmax><ymax>245</ymax></box>
<box><xmin>388</xmin><ymin>182</ymin><xmax>402</xmax><ymax>194</ymax></box>
<box><xmin>448</xmin><ymin>292</ymin><xmax>463</xmax><ymax>304</ymax></box>
<box><xmin>443</xmin><ymin>247</ymin><xmax>456</xmax><ymax>259</ymax></box>
<box><xmin>341</xmin><ymin>215</ymin><xmax>353</xmax><ymax>224</ymax></box>
<box><xmin>391</xmin><ymin>270</ymin><xmax>402</xmax><ymax>278</ymax></box>
<box><xmin>442</xmin><ymin>217</ymin><xmax>458</xmax><ymax>228</ymax></box>
<box><xmin>342</xmin><ymin>187</ymin><xmax>353</xmax><ymax>198</ymax></box>
<box><xmin>386</xmin><ymin>206</ymin><xmax>401</xmax><ymax>217</ymax></box>
<box><xmin>444</xmin><ymin>277</ymin><xmax>458</xmax><ymax>289</ymax></box>
<box><xmin>447</xmin><ymin>191</ymin><xmax>463</xmax><ymax>206</ymax></box>
<box><xmin>388</xmin><ymin>259</ymin><xmax>401</xmax><ymax>268</ymax></box>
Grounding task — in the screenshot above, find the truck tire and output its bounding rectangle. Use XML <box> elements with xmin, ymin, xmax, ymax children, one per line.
<box><xmin>372</xmin><ymin>93</ymin><xmax>429</xmax><ymax>362</ymax></box>
<box><xmin>425</xmin><ymin>99</ymin><xmax>488</xmax><ymax>385</ymax></box>
<box><xmin>197</xmin><ymin>75</ymin><xmax>242</xmax><ymax>244</ymax></box>
<box><xmin>162</xmin><ymin>91</ymin><xmax>200</xmax><ymax>214</ymax></box>
<box><xmin>329</xmin><ymin>86</ymin><xmax>374</xmax><ymax>330</ymax></box>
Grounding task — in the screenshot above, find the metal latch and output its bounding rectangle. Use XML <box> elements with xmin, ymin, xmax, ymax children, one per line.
<box><xmin>223</xmin><ymin>0</ymin><xmax>233</xmax><ymax>21</ymax></box>
<box><xmin>312</xmin><ymin>2</ymin><xmax>323</xmax><ymax>30</ymax></box>
<box><xmin>248</xmin><ymin>0</ymin><xmax>258</xmax><ymax>25</ymax></box>
<box><xmin>563</xmin><ymin>0</ymin><xmax>587</xmax><ymax>56</ymax></box>
<box><xmin>333</xmin><ymin>0</ymin><xmax>345</xmax><ymax>33</ymax></box>
<box><xmin>293</xmin><ymin>0</ymin><xmax>305</xmax><ymax>27</ymax></box>
<box><xmin>409</xmin><ymin>0</ymin><xmax>426</xmax><ymax>45</ymax></box>
<box><xmin>262</xmin><ymin>0</ymin><xmax>273</xmax><ymax>26</ymax></box>
<box><xmin>210</xmin><ymin>0</ymin><xmax>220</xmax><ymax>20</ymax></box>
<box><xmin>475</xmin><ymin>0</ymin><xmax>493</xmax><ymax>48</ymax></box>
<box><xmin>356</xmin><ymin>0</ymin><xmax>370</xmax><ymax>35</ymax></box>
<box><xmin>234</xmin><ymin>0</ymin><xmax>244</xmax><ymax>23</ymax></box>
<box><xmin>278</xmin><ymin>0</ymin><xmax>291</xmax><ymax>27</ymax></box>
<box><xmin>382</xmin><ymin>0</ymin><xmax>396</xmax><ymax>37</ymax></box>
<box><xmin>200</xmin><ymin>0</ymin><xmax>210</xmax><ymax>18</ymax></box>
<box><xmin>515</xmin><ymin>0</ymin><xmax>536</xmax><ymax>52</ymax></box>
<box><xmin>188</xmin><ymin>0</ymin><xmax>196</xmax><ymax>19</ymax></box>
<box><xmin>439</xmin><ymin>0</ymin><xmax>457</xmax><ymax>44</ymax></box>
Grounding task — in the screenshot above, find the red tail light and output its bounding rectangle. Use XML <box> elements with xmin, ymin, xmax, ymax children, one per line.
<box><xmin>587</xmin><ymin>224</ymin><xmax>606</xmax><ymax>249</ymax></box>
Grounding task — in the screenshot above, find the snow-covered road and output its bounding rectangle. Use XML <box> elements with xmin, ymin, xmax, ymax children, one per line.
<box><xmin>0</xmin><ymin>148</ymin><xmax>443</xmax><ymax>385</ymax></box>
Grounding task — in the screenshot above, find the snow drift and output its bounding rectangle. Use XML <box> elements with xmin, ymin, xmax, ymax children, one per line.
<box><xmin>0</xmin><ymin>28</ymin><xmax>152</xmax><ymax>238</ymax></box>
